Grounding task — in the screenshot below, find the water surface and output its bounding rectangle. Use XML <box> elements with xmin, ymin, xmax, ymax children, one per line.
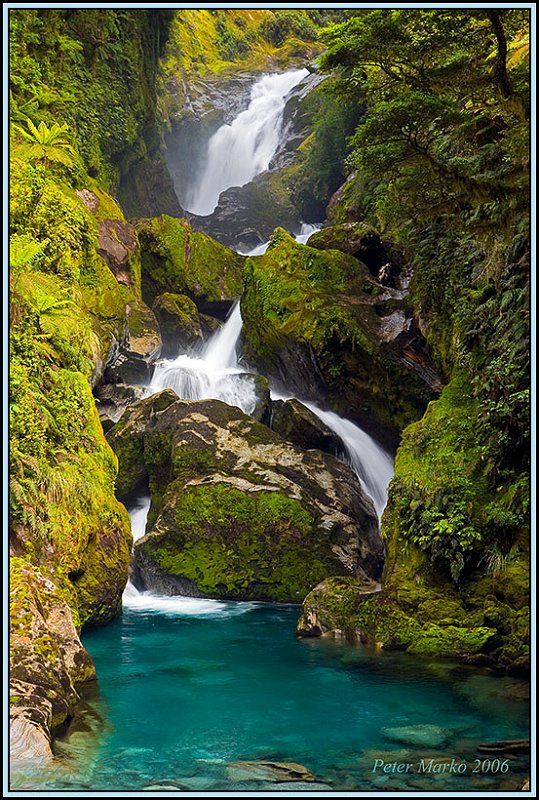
<box><xmin>12</xmin><ymin>602</ymin><xmax>529</xmax><ymax>792</ymax></box>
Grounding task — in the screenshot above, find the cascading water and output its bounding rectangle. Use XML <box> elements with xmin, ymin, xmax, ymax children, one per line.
<box><xmin>184</xmin><ymin>69</ymin><xmax>309</xmax><ymax>217</ymax></box>
<box><xmin>147</xmin><ymin>249</ymin><xmax>394</xmax><ymax>520</ymax></box>
<box><xmin>149</xmin><ymin>302</ymin><xmax>258</xmax><ymax>416</ymax></box>
<box><xmin>303</xmin><ymin>404</ymin><xmax>394</xmax><ymax>519</ymax></box>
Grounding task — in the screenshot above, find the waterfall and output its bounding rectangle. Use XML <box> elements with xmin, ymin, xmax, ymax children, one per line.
<box><xmin>149</xmin><ymin>302</ymin><xmax>258</xmax><ymax>415</ymax></box>
<box><xmin>184</xmin><ymin>69</ymin><xmax>309</xmax><ymax>217</ymax></box>
<box><xmin>239</xmin><ymin>223</ymin><xmax>323</xmax><ymax>256</ymax></box>
<box><xmin>302</xmin><ymin>404</ymin><xmax>394</xmax><ymax>519</ymax></box>
<box><xmin>146</xmin><ymin>226</ymin><xmax>394</xmax><ymax>516</ymax></box>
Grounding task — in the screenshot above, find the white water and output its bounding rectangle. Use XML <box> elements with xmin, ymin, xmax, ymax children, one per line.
<box><xmin>303</xmin><ymin>404</ymin><xmax>394</xmax><ymax>519</ymax></box>
<box><xmin>184</xmin><ymin>69</ymin><xmax>309</xmax><ymax>216</ymax></box>
<box><xmin>240</xmin><ymin>223</ymin><xmax>322</xmax><ymax>256</ymax></box>
<box><xmin>149</xmin><ymin>302</ymin><xmax>258</xmax><ymax>415</ymax></box>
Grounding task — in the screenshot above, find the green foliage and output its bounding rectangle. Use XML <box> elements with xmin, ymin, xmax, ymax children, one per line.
<box><xmin>315</xmin><ymin>9</ymin><xmax>530</xmax><ymax>600</ymax></box>
<box><xmin>291</xmin><ymin>78</ymin><xmax>363</xmax><ymax>219</ymax></box>
<box><xmin>9</xmin><ymin>9</ymin><xmax>172</xmax><ymax>187</ymax></box>
<box><xmin>259</xmin><ymin>10</ymin><xmax>317</xmax><ymax>47</ymax></box>
<box><xmin>13</xmin><ymin>117</ymin><xmax>75</xmax><ymax>168</ymax></box>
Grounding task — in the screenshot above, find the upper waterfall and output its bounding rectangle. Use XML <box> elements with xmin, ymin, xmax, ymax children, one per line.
<box><xmin>184</xmin><ymin>69</ymin><xmax>309</xmax><ymax>217</ymax></box>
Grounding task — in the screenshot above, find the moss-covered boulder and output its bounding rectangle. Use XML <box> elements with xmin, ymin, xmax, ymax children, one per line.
<box><xmin>152</xmin><ymin>292</ymin><xmax>205</xmax><ymax>357</ymax></box>
<box><xmin>136</xmin><ymin>215</ymin><xmax>244</xmax><ymax>318</ymax></box>
<box><xmin>107</xmin><ymin>390</ymin><xmax>383</xmax><ymax>602</ymax></box>
<box><xmin>307</xmin><ymin>223</ymin><xmax>408</xmax><ymax>289</ymax></box>
<box><xmin>296</xmin><ymin>577</ymin><xmax>496</xmax><ymax>658</ymax></box>
<box><xmin>241</xmin><ymin>229</ymin><xmax>440</xmax><ymax>442</ymax></box>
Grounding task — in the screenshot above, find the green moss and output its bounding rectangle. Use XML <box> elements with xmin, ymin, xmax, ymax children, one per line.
<box><xmin>137</xmin><ymin>215</ymin><xmax>243</xmax><ymax>308</ymax></box>
<box><xmin>408</xmin><ymin>625</ymin><xmax>495</xmax><ymax>656</ymax></box>
<box><xmin>137</xmin><ymin>482</ymin><xmax>344</xmax><ymax>601</ymax></box>
<box><xmin>241</xmin><ymin>229</ymin><xmax>433</xmax><ymax>434</ymax></box>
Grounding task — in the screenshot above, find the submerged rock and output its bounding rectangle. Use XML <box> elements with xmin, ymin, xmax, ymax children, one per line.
<box><xmin>226</xmin><ymin>761</ymin><xmax>315</xmax><ymax>783</ymax></box>
<box><xmin>382</xmin><ymin>725</ymin><xmax>450</xmax><ymax>748</ymax></box>
<box><xmin>108</xmin><ymin>391</ymin><xmax>383</xmax><ymax>602</ymax></box>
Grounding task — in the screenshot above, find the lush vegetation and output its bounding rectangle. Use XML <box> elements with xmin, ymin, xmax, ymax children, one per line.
<box><xmin>296</xmin><ymin>9</ymin><xmax>529</xmax><ymax>664</ymax></box>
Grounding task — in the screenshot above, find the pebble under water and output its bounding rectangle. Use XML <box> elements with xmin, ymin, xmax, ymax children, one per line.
<box><xmin>12</xmin><ymin>601</ymin><xmax>529</xmax><ymax>792</ymax></box>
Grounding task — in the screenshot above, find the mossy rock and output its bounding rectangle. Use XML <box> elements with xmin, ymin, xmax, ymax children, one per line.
<box><xmin>9</xmin><ymin>558</ymin><xmax>97</xmax><ymax>757</ymax></box>
<box><xmin>107</xmin><ymin>391</ymin><xmax>383</xmax><ymax>601</ymax></box>
<box><xmin>297</xmin><ymin>577</ymin><xmax>496</xmax><ymax>658</ymax></box>
<box><xmin>271</xmin><ymin>398</ymin><xmax>342</xmax><ymax>455</ymax></box>
<box><xmin>136</xmin><ymin>215</ymin><xmax>243</xmax><ymax>317</ymax></box>
<box><xmin>241</xmin><ymin>228</ymin><xmax>438</xmax><ymax>442</ymax></box>
<box><xmin>152</xmin><ymin>292</ymin><xmax>205</xmax><ymax>357</ymax></box>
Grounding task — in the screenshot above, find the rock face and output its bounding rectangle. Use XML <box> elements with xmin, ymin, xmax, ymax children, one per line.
<box><xmin>98</xmin><ymin>219</ymin><xmax>139</xmax><ymax>289</ymax></box>
<box><xmin>105</xmin><ymin>299</ymin><xmax>162</xmax><ymax>385</ymax></box>
<box><xmin>136</xmin><ymin>215</ymin><xmax>244</xmax><ymax>319</ymax></box>
<box><xmin>296</xmin><ymin>576</ymin><xmax>497</xmax><ymax>658</ymax></box>
<box><xmin>107</xmin><ymin>391</ymin><xmax>383</xmax><ymax>602</ymax></box>
<box><xmin>191</xmin><ymin>171</ymin><xmax>302</xmax><ymax>252</ymax></box>
<box><xmin>10</xmin><ymin>558</ymin><xmax>97</xmax><ymax>761</ymax></box>
<box><xmin>241</xmin><ymin>229</ymin><xmax>441</xmax><ymax>444</ymax></box>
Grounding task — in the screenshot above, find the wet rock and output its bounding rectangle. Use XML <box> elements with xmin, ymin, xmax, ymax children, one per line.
<box><xmin>152</xmin><ymin>293</ymin><xmax>205</xmax><ymax>358</ymax></box>
<box><xmin>10</xmin><ymin>559</ymin><xmax>97</xmax><ymax>763</ymax></box>
<box><xmin>296</xmin><ymin>576</ymin><xmax>380</xmax><ymax>638</ymax></box>
<box><xmin>108</xmin><ymin>391</ymin><xmax>383</xmax><ymax>602</ymax></box>
<box><xmin>478</xmin><ymin>739</ymin><xmax>530</xmax><ymax>755</ymax></box>
<box><xmin>226</xmin><ymin>760</ymin><xmax>315</xmax><ymax>783</ymax></box>
<box><xmin>9</xmin><ymin>717</ymin><xmax>53</xmax><ymax>763</ymax></box>
<box><xmin>382</xmin><ymin>725</ymin><xmax>450</xmax><ymax>748</ymax></box>
<box><xmin>93</xmin><ymin>383</ymin><xmax>145</xmax><ymax>429</ymax></box>
<box><xmin>271</xmin><ymin>399</ymin><xmax>343</xmax><ymax>456</ymax></box>
<box><xmin>241</xmin><ymin>229</ymin><xmax>441</xmax><ymax>442</ymax></box>
<box><xmin>192</xmin><ymin>173</ymin><xmax>301</xmax><ymax>253</ymax></box>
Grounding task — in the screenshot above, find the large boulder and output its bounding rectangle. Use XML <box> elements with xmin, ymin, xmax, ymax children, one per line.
<box><xmin>191</xmin><ymin>170</ymin><xmax>301</xmax><ymax>252</ymax></box>
<box><xmin>307</xmin><ymin>223</ymin><xmax>410</xmax><ymax>291</ymax></box>
<box><xmin>107</xmin><ymin>391</ymin><xmax>383</xmax><ymax>602</ymax></box>
<box><xmin>136</xmin><ymin>215</ymin><xmax>244</xmax><ymax>318</ymax></box>
<box><xmin>241</xmin><ymin>229</ymin><xmax>441</xmax><ymax>443</ymax></box>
